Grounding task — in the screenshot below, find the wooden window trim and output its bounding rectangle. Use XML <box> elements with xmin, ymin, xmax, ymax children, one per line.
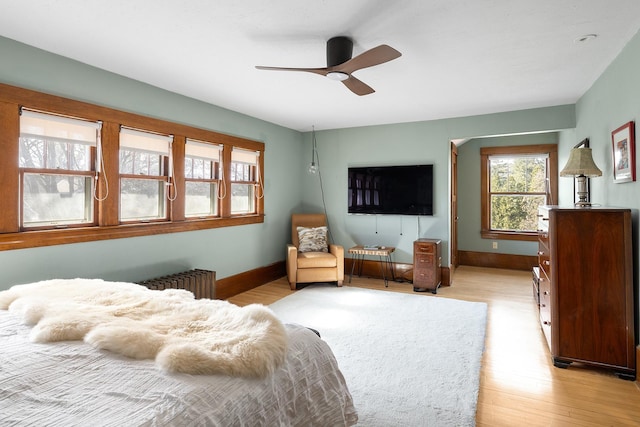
<box><xmin>0</xmin><ymin>83</ymin><xmax>264</xmax><ymax>252</ymax></box>
<box><xmin>480</xmin><ymin>144</ymin><xmax>557</xmax><ymax>242</ymax></box>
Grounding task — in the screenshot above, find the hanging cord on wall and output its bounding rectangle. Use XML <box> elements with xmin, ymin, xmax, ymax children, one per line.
<box><xmin>92</xmin><ymin>122</ymin><xmax>109</xmax><ymax>202</ymax></box>
<box><xmin>313</xmin><ymin>128</ymin><xmax>335</xmax><ymax>244</ymax></box>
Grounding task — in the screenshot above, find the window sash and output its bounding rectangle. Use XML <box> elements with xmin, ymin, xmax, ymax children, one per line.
<box><xmin>488</xmin><ymin>154</ymin><xmax>548</xmax><ymax>194</ymax></box>
<box><xmin>489</xmin><ymin>194</ymin><xmax>548</xmax><ymax>232</ymax></box>
<box><xmin>230</xmin><ymin>183</ymin><xmax>256</xmax><ymax>214</ymax></box>
<box><xmin>21</xmin><ymin>171</ymin><xmax>95</xmax><ymax>229</ymax></box>
<box><xmin>119</xmin><ymin>177</ymin><xmax>167</xmax><ymax>222</ymax></box>
<box><xmin>185</xmin><ymin>181</ymin><xmax>219</xmax><ymax>218</ymax></box>
<box><xmin>19</xmin><ymin>136</ymin><xmax>93</xmax><ymax>172</ymax></box>
<box><xmin>119</xmin><ymin>150</ymin><xmax>164</xmax><ymax>177</ymax></box>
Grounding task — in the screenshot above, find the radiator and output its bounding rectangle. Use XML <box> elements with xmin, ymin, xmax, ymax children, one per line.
<box><xmin>137</xmin><ymin>269</ymin><xmax>216</xmax><ymax>299</ymax></box>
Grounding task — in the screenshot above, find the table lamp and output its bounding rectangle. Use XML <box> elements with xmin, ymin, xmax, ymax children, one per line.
<box><xmin>559</xmin><ymin>147</ymin><xmax>602</xmax><ymax>207</ymax></box>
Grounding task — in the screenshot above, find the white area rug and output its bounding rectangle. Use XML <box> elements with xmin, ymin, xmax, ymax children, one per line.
<box><xmin>269</xmin><ymin>285</ymin><xmax>488</xmax><ymax>426</ymax></box>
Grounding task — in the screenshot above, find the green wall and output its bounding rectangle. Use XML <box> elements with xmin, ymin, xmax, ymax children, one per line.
<box><xmin>302</xmin><ymin>107</ymin><xmax>574</xmax><ymax>265</ymax></box>
<box><xmin>571</xmin><ymin>28</ymin><xmax>640</xmax><ymax>318</ymax></box>
<box><xmin>7</xmin><ymin>25</ymin><xmax>640</xmax><ymax>291</ymax></box>
<box><xmin>574</xmin><ymin>31</ymin><xmax>640</xmax><ymax>210</ymax></box>
<box><xmin>0</xmin><ymin>36</ymin><xmax>304</xmax><ymax>289</ymax></box>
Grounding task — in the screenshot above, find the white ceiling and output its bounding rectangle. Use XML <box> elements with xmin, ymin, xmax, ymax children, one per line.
<box><xmin>2</xmin><ymin>1</ymin><xmax>640</xmax><ymax>132</ymax></box>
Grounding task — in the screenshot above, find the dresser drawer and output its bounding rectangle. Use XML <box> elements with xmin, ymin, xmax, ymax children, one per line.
<box><xmin>532</xmin><ymin>266</ymin><xmax>540</xmax><ymax>306</ymax></box>
<box><xmin>538</xmin><ymin>241</ymin><xmax>551</xmax><ymax>279</ymax></box>
<box><xmin>414</xmin><ymin>243</ymin><xmax>434</xmax><ymax>254</ymax></box>
<box><xmin>539</xmin><ymin>268</ymin><xmax>552</xmax><ymax>349</ymax></box>
<box><xmin>415</xmin><ymin>253</ymin><xmax>434</xmax><ymax>266</ymax></box>
<box><xmin>414</xmin><ymin>267</ymin><xmax>435</xmax><ymax>284</ymax></box>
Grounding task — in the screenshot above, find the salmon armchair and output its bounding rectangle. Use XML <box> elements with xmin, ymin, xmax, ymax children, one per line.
<box><xmin>286</xmin><ymin>213</ymin><xmax>344</xmax><ymax>290</ymax></box>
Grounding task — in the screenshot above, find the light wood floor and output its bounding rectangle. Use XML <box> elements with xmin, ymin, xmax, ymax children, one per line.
<box><xmin>228</xmin><ymin>265</ymin><xmax>640</xmax><ymax>426</ymax></box>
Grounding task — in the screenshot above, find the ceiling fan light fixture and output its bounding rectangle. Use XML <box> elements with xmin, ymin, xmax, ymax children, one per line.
<box><xmin>327</xmin><ymin>71</ymin><xmax>349</xmax><ymax>81</ymax></box>
<box><xmin>255</xmin><ymin>37</ymin><xmax>401</xmax><ymax>95</ymax></box>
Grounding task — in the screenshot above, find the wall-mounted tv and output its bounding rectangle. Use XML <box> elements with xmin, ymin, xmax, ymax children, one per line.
<box><xmin>348</xmin><ymin>164</ymin><xmax>434</xmax><ymax>215</ymax></box>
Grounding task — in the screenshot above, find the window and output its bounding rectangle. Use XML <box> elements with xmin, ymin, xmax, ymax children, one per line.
<box><xmin>119</xmin><ymin>128</ymin><xmax>173</xmax><ymax>222</ymax></box>
<box><xmin>230</xmin><ymin>148</ymin><xmax>262</xmax><ymax>215</ymax></box>
<box><xmin>19</xmin><ymin>110</ymin><xmax>100</xmax><ymax>229</ymax></box>
<box><xmin>481</xmin><ymin>144</ymin><xmax>557</xmax><ymax>241</ymax></box>
<box><xmin>184</xmin><ymin>139</ymin><xmax>222</xmax><ymax>218</ymax></box>
<box><xmin>0</xmin><ymin>83</ymin><xmax>265</xmax><ymax>251</ymax></box>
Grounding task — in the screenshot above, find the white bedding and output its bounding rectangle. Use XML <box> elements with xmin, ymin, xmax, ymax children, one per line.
<box><xmin>0</xmin><ymin>311</ymin><xmax>358</xmax><ymax>426</ymax></box>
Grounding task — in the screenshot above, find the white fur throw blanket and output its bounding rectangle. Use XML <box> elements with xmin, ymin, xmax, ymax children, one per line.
<box><xmin>0</xmin><ymin>279</ymin><xmax>288</xmax><ymax>378</ymax></box>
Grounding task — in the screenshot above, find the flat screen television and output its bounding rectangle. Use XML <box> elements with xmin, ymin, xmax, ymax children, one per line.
<box><xmin>347</xmin><ymin>164</ymin><xmax>433</xmax><ymax>215</ymax></box>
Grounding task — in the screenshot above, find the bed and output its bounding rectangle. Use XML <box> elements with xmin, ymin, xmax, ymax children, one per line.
<box><xmin>0</xmin><ymin>280</ymin><xmax>358</xmax><ymax>426</ymax></box>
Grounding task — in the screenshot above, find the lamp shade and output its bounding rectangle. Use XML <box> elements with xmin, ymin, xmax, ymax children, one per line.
<box><xmin>559</xmin><ymin>147</ymin><xmax>603</xmax><ymax>177</ymax></box>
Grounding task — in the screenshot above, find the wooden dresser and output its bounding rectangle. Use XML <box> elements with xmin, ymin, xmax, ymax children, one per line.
<box><xmin>537</xmin><ymin>206</ymin><xmax>635</xmax><ymax>379</ymax></box>
<box><xmin>413</xmin><ymin>239</ymin><xmax>442</xmax><ymax>294</ymax></box>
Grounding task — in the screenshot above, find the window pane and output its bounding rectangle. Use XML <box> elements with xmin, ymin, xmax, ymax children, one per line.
<box><xmin>231</xmin><ymin>183</ymin><xmax>255</xmax><ymax>214</ymax></box>
<box><xmin>185</xmin><ymin>181</ymin><xmax>218</xmax><ymax>217</ymax></box>
<box><xmin>490</xmin><ymin>194</ymin><xmax>546</xmax><ymax>232</ymax></box>
<box><xmin>119</xmin><ymin>149</ymin><xmax>134</xmax><ymax>174</ymax></box>
<box><xmin>184</xmin><ymin>158</ymin><xmax>194</xmax><ymax>179</ymax></box>
<box><xmin>22</xmin><ymin>173</ymin><xmax>93</xmax><ymax>227</ymax></box>
<box><xmin>230</xmin><ymin>163</ymin><xmax>238</xmax><ymax>181</ymax></box>
<box><xmin>19</xmin><ymin>137</ymin><xmax>45</xmax><ymax>168</ymax></box>
<box><xmin>490</xmin><ymin>156</ymin><xmax>546</xmax><ymax>193</ymax></box>
<box><xmin>46</xmin><ymin>140</ymin><xmax>69</xmax><ymax>169</ymax></box>
<box><xmin>119</xmin><ymin>149</ymin><xmax>162</xmax><ymax>176</ymax></box>
<box><xmin>231</xmin><ymin>162</ymin><xmax>253</xmax><ymax>182</ymax></box>
<box><xmin>70</xmin><ymin>142</ymin><xmax>90</xmax><ymax>171</ymax></box>
<box><xmin>136</xmin><ymin>151</ymin><xmax>150</xmax><ymax>175</ymax></box>
<box><xmin>19</xmin><ymin>137</ymin><xmax>90</xmax><ymax>171</ymax></box>
<box><xmin>148</xmin><ymin>153</ymin><xmax>161</xmax><ymax>176</ymax></box>
<box><xmin>192</xmin><ymin>158</ymin><xmax>205</xmax><ymax>179</ymax></box>
<box><xmin>120</xmin><ymin>178</ymin><xmax>166</xmax><ymax>221</ymax></box>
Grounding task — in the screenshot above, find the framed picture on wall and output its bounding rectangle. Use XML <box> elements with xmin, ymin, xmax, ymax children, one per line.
<box><xmin>573</xmin><ymin>138</ymin><xmax>591</xmax><ymax>204</ymax></box>
<box><xmin>611</xmin><ymin>121</ymin><xmax>636</xmax><ymax>183</ymax></box>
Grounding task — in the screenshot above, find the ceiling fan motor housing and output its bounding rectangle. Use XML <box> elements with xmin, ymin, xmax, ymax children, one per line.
<box><xmin>327</xmin><ymin>36</ymin><xmax>353</xmax><ymax>67</ymax></box>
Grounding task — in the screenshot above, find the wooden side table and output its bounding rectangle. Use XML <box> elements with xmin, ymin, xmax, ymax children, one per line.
<box><xmin>348</xmin><ymin>245</ymin><xmax>395</xmax><ymax>287</ymax></box>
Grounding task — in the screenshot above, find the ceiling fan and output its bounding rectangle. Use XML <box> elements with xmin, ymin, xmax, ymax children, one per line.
<box><xmin>255</xmin><ymin>36</ymin><xmax>401</xmax><ymax>96</ymax></box>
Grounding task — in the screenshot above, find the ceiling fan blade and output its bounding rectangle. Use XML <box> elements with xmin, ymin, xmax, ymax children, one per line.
<box><xmin>255</xmin><ymin>65</ymin><xmax>328</xmax><ymax>77</ymax></box>
<box><xmin>336</xmin><ymin>45</ymin><xmax>401</xmax><ymax>74</ymax></box>
<box><xmin>342</xmin><ymin>76</ymin><xmax>375</xmax><ymax>96</ymax></box>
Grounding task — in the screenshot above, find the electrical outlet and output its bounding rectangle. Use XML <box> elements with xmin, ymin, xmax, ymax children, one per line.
<box><xmin>492</xmin><ymin>241</ymin><xmax>498</xmax><ymax>249</ymax></box>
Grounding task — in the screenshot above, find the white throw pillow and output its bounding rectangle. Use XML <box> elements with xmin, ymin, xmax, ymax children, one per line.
<box><xmin>297</xmin><ymin>226</ymin><xmax>328</xmax><ymax>253</ymax></box>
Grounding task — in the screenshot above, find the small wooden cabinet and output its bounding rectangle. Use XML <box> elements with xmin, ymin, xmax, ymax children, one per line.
<box><xmin>413</xmin><ymin>239</ymin><xmax>442</xmax><ymax>294</ymax></box>
<box><xmin>538</xmin><ymin>206</ymin><xmax>635</xmax><ymax>379</ymax></box>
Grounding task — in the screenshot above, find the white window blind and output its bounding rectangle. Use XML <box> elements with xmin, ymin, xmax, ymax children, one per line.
<box><xmin>231</xmin><ymin>147</ymin><xmax>259</xmax><ymax>164</ymax></box>
<box><xmin>120</xmin><ymin>127</ymin><xmax>172</xmax><ymax>155</ymax></box>
<box><xmin>185</xmin><ymin>139</ymin><xmax>222</xmax><ymax>161</ymax></box>
<box><xmin>20</xmin><ymin>109</ymin><xmax>100</xmax><ymax>146</ymax></box>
